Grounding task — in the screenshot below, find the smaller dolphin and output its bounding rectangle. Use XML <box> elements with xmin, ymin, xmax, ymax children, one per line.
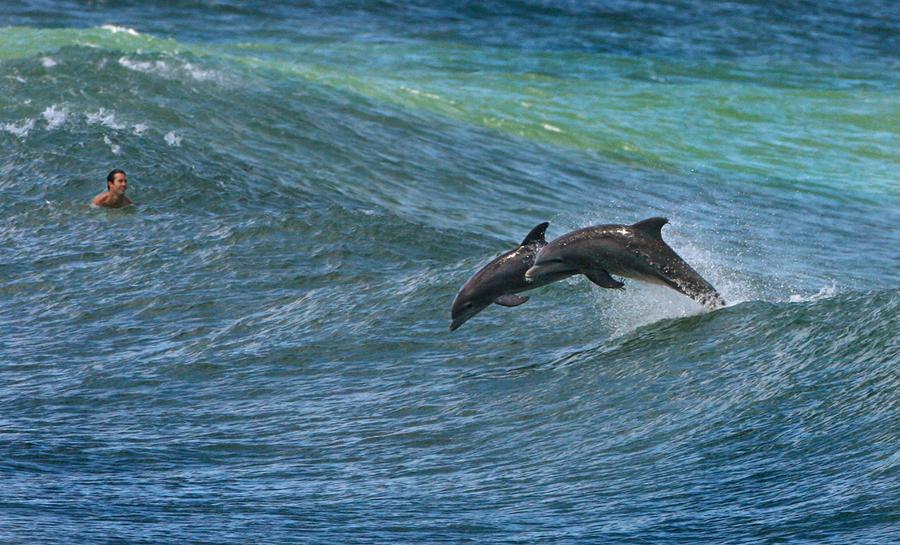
<box><xmin>450</xmin><ymin>222</ymin><xmax>573</xmax><ymax>331</ymax></box>
<box><xmin>525</xmin><ymin>217</ymin><xmax>725</xmax><ymax>309</ymax></box>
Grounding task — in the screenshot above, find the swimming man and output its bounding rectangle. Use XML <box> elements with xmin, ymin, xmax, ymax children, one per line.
<box><xmin>91</xmin><ymin>169</ymin><xmax>133</xmax><ymax>208</ymax></box>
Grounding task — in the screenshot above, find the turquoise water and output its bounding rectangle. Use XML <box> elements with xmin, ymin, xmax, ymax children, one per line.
<box><xmin>1</xmin><ymin>2</ymin><xmax>898</xmax><ymax>543</ymax></box>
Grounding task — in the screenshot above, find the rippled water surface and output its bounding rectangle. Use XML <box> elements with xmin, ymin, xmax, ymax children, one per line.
<box><xmin>2</xmin><ymin>1</ymin><xmax>898</xmax><ymax>543</ymax></box>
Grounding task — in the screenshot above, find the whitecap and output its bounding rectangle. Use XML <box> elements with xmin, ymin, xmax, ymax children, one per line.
<box><xmin>86</xmin><ymin>108</ymin><xmax>126</xmax><ymax>130</ymax></box>
<box><xmin>183</xmin><ymin>62</ymin><xmax>218</xmax><ymax>81</ymax></box>
<box><xmin>118</xmin><ymin>57</ymin><xmax>170</xmax><ymax>75</ymax></box>
<box><xmin>119</xmin><ymin>57</ymin><xmax>220</xmax><ymax>83</ymax></box>
<box><xmin>101</xmin><ymin>25</ymin><xmax>140</xmax><ymax>36</ymax></box>
<box><xmin>104</xmin><ymin>135</ymin><xmax>122</xmax><ymax>155</ymax></box>
<box><xmin>542</xmin><ymin>123</ymin><xmax>562</xmax><ymax>133</ymax></box>
<box><xmin>164</xmin><ymin>131</ymin><xmax>182</xmax><ymax>147</ymax></box>
<box><xmin>2</xmin><ymin>119</ymin><xmax>35</xmax><ymax>138</ymax></box>
<box><xmin>41</xmin><ymin>57</ymin><xmax>57</xmax><ymax>68</ymax></box>
<box><xmin>132</xmin><ymin>123</ymin><xmax>148</xmax><ymax>136</ymax></box>
<box><xmin>42</xmin><ymin>105</ymin><xmax>68</xmax><ymax>130</ymax></box>
<box><xmin>788</xmin><ymin>283</ymin><xmax>838</xmax><ymax>303</ymax></box>
<box><xmin>401</xmin><ymin>86</ymin><xmax>442</xmax><ymax>101</ymax></box>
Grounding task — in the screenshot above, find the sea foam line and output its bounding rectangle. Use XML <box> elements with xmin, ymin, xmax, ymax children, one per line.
<box><xmin>42</xmin><ymin>105</ymin><xmax>68</xmax><ymax>130</ymax></box>
<box><xmin>119</xmin><ymin>56</ymin><xmax>220</xmax><ymax>82</ymax></box>
<box><xmin>165</xmin><ymin>131</ymin><xmax>182</xmax><ymax>147</ymax></box>
<box><xmin>788</xmin><ymin>283</ymin><xmax>838</xmax><ymax>303</ymax></box>
<box><xmin>85</xmin><ymin>108</ymin><xmax>126</xmax><ymax>130</ymax></box>
<box><xmin>118</xmin><ymin>57</ymin><xmax>169</xmax><ymax>74</ymax></box>
<box><xmin>101</xmin><ymin>25</ymin><xmax>140</xmax><ymax>36</ymax></box>
<box><xmin>1</xmin><ymin>119</ymin><xmax>35</xmax><ymax>138</ymax></box>
<box><xmin>103</xmin><ymin>135</ymin><xmax>121</xmax><ymax>155</ymax></box>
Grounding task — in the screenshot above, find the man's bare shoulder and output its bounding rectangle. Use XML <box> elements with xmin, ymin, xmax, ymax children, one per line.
<box><xmin>91</xmin><ymin>192</ymin><xmax>133</xmax><ymax>208</ymax></box>
<box><xmin>91</xmin><ymin>192</ymin><xmax>110</xmax><ymax>207</ymax></box>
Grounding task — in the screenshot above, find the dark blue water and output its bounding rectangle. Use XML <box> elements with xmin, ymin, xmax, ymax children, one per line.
<box><xmin>2</xmin><ymin>2</ymin><xmax>898</xmax><ymax>543</ymax></box>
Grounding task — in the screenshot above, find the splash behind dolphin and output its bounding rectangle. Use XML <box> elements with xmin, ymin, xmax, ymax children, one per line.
<box><xmin>450</xmin><ymin>222</ymin><xmax>573</xmax><ymax>331</ymax></box>
<box><xmin>525</xmin><ymin>217</ymin><xmax>725</xmax><ymax>309</ymax></box>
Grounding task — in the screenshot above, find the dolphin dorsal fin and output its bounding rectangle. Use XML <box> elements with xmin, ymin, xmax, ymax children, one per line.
<box><xmin>519</xmin><ymin>222</ymin><xmax>550</xmax><ymax>246</ymax></box>
<box><xmin>632</xmin><ymin>217</ymin><xmax>668</xmax><ymax>239</ymax></box>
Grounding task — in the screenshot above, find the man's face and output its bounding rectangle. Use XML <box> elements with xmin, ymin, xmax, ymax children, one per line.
<box><xmin>110</xmin><ymin>172</ymin><xmax>127</xmax><ymax>194</ymax></box>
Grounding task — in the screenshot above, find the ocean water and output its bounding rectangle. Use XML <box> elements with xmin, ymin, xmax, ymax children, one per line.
<box><xmin>1</xmin><ymin>2</ymin><xmax>898</xmax><ymax>543</ymax></box>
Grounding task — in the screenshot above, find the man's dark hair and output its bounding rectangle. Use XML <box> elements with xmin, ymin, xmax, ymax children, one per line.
<box><xmin>106</xmin><ymin>169</ymin><xmax>126</xmax><ymax>189</ymax></box>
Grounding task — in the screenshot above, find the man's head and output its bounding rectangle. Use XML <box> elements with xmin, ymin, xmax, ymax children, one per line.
<box><xmin>106</xmin><ymin>169</ymin><xmax>127</xmax><ymax>194</ymax></box>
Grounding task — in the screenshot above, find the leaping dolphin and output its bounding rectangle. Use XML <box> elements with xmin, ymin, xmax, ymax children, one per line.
<box><xmin>450</xmin><ymin>222</ymin><xmax>574</xmax><ymax>331</ymax></box>
<box><xmin>525</xmin><ymin>217</ymin><xmax>725</xmax><ymax>309</ymax></box>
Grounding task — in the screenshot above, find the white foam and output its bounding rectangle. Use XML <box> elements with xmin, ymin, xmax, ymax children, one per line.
<box><xmin>132</xmin><ymin>123</ymin><xmax>148</xmax><ymax>136</ymax></box>
<box><xmin>542</xmin><ymin>123</ymin><xmax>562</xmax><ymax>133</ymax></box>
<box><xmin>41</xmin><ymin>57</ymin><xmax>57</xmax><ymax>68</ymax></box>
<box><xmin>103</xmin><ymin>135</ymin><xmax>121</xmax><ymax>155</ymax></box>
<box><xmin>183</xmin><ymin>62</ymin><xmax>218</xmax><ymax>81</ymax></box>
<box><xmin>2</xmin><ymin>119</ymin><xmax>35</xmax><ymax>138</ymax></box>
<box><xmin>119</xmin><ymin>57</ymin><xmax>169</xmax><ymax>74</ymax></box>
<box><xmin>86</xmin><ymin>108</ymin><xmax>126</xmax><ymax>130</ymax></box>
<box><xmin>788</xmin><ymin>283</ymin><xmax>837</xmax><ymax>303</ymax></box>
<box><xmin>102</xmin><ymin>25</ymin><xmax>140</xmax><ymax>36</ymax></box>
<box><xmin>664</xmin><ymin>236</ymin><xmax>761</xmax><ymax>307</ymax></box>
<box><xmin>42</xmin><ymin>105</ymin><xmax>68</xmax><ymax>130</ymax></box>
<box><xmin>589</xmin><ymin>281</ymin><xmax>705</xmax><ymax>338</ymax></box>
<box><xmin>401</xmin><ymin>86</ymin><xmax>450</xmax><ymax>102</ymax></box>
<box><xmin>164</xmin><ymin>131</ymin><xmax>182</xmax><ymax>147</ymax></box>
<box><xmin>119</xmin><ymin>56</ymin><xmax>220</xmax><ymax>82</ymax></box>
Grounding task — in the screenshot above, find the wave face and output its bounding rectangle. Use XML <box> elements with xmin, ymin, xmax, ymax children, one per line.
<box><xmin>1</xmin><ymin>2</ymin><xmax>898</xmax><ymax>543</ymax></box>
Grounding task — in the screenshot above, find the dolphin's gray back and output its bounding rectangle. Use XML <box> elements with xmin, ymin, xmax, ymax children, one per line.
<box><xmin>467</xmin><ymin>239</ymin><xmax>564</xmax><ymax>295</ymax></box>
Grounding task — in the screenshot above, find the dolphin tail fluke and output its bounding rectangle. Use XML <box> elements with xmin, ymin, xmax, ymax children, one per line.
<box><xmin>655</xmin><ymin>272</ymin><xmax>725</xmax><ymax>309</ymax></box>
<box><xmin>638</xmin><ymin>219</ymin><xmax>725</xmax><ymax>309</ymax></box>
<box><xmin>656</xmin><ymin>254</ymin><xmax>726</xmax><ymax>309</ymax></box>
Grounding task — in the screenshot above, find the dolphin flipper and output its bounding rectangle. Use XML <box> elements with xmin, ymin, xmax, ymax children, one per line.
<box><xmin>584</xmin><ymin>269</ymin><xmax>625</xmax><ymax>289</ymax></box>
<box><xmin>494</xmin><ymin>294</ymin><xmax>529</xmax><ymax>307</ymax></box>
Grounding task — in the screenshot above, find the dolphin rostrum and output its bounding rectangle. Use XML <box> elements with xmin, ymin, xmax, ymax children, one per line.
<box><xmin>524</xmin><ymin>217</ymin><xmax>725</xmax><ymax>309</ymax></box>
<box><xmin>450</xmin><ymin>222</ymin><xmax>574</xmax><ymax>331</ymax></box>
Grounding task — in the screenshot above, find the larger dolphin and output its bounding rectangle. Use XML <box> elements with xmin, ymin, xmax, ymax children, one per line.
<box><xmin>525</xmin><ymin>217</ymin><xmax>725</xmax><ymax>309</ymax></box>
<box><xmin>450</xmin><ymin>222</ymin><xmax>573</xmax><ymax>331</ymax></box>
